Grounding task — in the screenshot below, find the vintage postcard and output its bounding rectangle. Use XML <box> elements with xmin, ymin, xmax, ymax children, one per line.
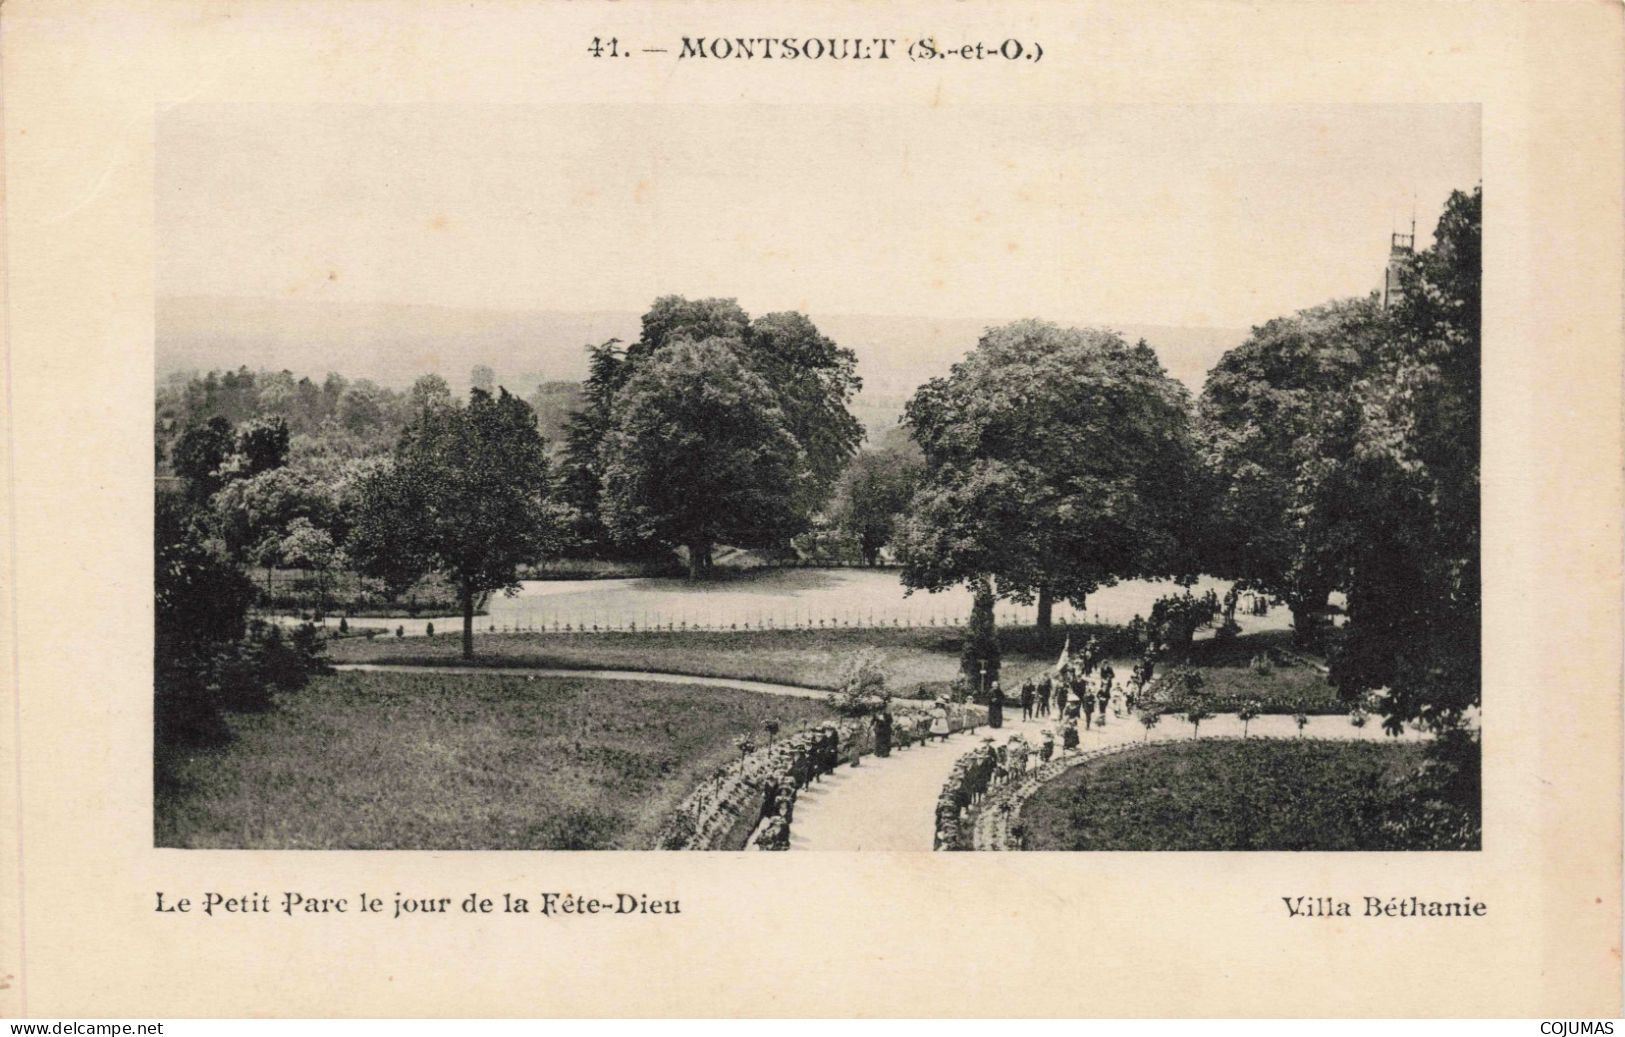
<box><xmin>1</xmin><ymin>0</ymin><xmax>1620</xmax><ymax>1018</ymax></box>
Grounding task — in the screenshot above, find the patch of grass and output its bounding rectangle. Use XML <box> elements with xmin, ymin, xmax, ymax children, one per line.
<box><xmin>1020</xmin><ymin>738</ymin><xmax>1476</xmax><ymax>851</ymax></box>
<box><xmin>327</xmin><ymin>624</ymin><xmax>1341</xmax><ymax>711</ymax></box>
<box><xmin>154</xmin><ymin>671</ymin><xmax>831</xmax><ymax>850</ymax></box>
<box><xmin>1157</xmin><ymin>630</ymin><xmax>1344</xmax><ymax>712</ymax></box>
<box><xmin>325</xmin><ymin>625</ymin><xmax>1116</xmax><ymax>695</ymax></box>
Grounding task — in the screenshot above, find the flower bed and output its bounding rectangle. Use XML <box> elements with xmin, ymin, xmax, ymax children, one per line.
<box><xmin>658</xmin><ymin>700</ymin><xmax>986</xmax><ymax>851</ymax></box>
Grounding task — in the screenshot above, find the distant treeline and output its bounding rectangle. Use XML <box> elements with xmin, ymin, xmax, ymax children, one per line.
<box><xmin>156</xmin><ymin>367</ymin><xmax>582</xmax><ymax>467</ymax></box>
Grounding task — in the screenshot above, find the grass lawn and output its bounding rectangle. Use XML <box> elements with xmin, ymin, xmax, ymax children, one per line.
<box><xmin>155</xmin><ymin>671</ymin><xmax>831</xmax><ymax>850</ymax></box>
<box><xmin>327</xmin><ymin>624</ymin><xmax>1342</xmax><ymax>709</ymax></box>
<box><xmin>1019</xmin><ymin>738</ymin><xmax>1476</xmax><ymax>851</ymax></box>
<box><xmin>1160</xmin><ymin>630</ymin><xmax>1344</xmax><ymax>712</ymax></box>
<box><xmin>325</xmin><ymin>625</ymin><xmax>1071</xmax><ymax>695</ymax></box>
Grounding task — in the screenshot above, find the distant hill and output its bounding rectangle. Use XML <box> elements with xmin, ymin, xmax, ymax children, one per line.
<box><xmin>158</xmin><ymin>295</ymin><xmax>1248</xmax><ymax>439</ymax></box>
<box><xmin>157</xmin><ymin>295</ymin><xmax>633</xmax><ymax>396</ymax></box>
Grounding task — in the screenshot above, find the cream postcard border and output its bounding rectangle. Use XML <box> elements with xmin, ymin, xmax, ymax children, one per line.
<box><xmin>1</xmin><ymin>0</ymin><xmax>1620</xmax><ymax>1018</ymax></box>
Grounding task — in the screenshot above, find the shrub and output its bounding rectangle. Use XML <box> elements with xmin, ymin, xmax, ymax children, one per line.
<box><xmin>426</xmin><ymin>622</ymin><xmax>435</xmax><ymax>638</ymax></box>
<box><xmin>1136</xmin><ymin>706</ymin><xmax>1163</xmax><ymax>741</ymax></box>
<box><xmin>829</xmin><ymin>648</ymin><xmax>890</xmax><ymax>717</ymax></box>
<box><xmin>1149</xmin><ymin>591</ymin><xmax>1219</xmax><ymax>652</ymax></box>
<box><xmin>1237</xmin><ymin>699</ymin><xmax>1261</xmax><ymax>738</ymax></box>
<box><xmin>1184</xmin><ymin>700</ymin><xmax>1214</xmax><ymax>739</ymax></box>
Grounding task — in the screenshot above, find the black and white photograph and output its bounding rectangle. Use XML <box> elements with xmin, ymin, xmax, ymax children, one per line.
<box><xmin>150</xmin><ymin>103</ymin><xmax>1482</xmax><ymax>853</ymax></box>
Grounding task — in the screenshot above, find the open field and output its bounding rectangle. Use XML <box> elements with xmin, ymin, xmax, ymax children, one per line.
<box><xmin>287</xmin><ymin>568</ymin><xmax>1258</xmax><ymax>635</ymax></box>
<box><xmin>327</xmin><ymin>624</ymin><xmax>1094</xmax><ymax>695</ymax></box>
<box><xmin>155</xmin><ymin>671</ymin><xmax>831</xmax><ymax>850</ymax></box>
<box><xmin>328</xmin><ymin>623</ymin><xmax>1346</xmax><ymax>711</ymax></box>
<box><xmin>1019</xmin><ymin>739</ymin><xmax>1470</xmax><ymax>851</ymax></box>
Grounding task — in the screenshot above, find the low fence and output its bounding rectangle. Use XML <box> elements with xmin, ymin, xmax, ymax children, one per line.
<box><xmin>658</xmin><ymin>701</ymin><xmax>987</xmax><ymax>851</ymax></box>
<box><xmin>312</xmin><ymin>609</ymin><xmax>1130</xmax><ymax>640</ymax></box>
<box><xmin>247</xmin><ymin>568</ymin><xmax>472</xmax><ymax>618</ymax></box>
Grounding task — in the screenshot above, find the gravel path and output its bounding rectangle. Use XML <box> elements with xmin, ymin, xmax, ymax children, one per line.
<box><xmin>331</xmin><ymin>662</ymin><xmax>1423</xmax><ymax>853</ymax></box>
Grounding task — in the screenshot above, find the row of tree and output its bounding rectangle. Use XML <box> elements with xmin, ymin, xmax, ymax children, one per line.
<box><xmin>887</xmin><ymin>186</ymin><xmax>1480</xmax><ymax>733</ymax></box>
<box><xmin>158</xmin><ymin>186</ymin><xmax>1478</xmax><ymax>737</ymax></box>
<box><xmin>157</xmin><ymin>366</ymin><xmax>583</xmax><ymax>467</ymax></box>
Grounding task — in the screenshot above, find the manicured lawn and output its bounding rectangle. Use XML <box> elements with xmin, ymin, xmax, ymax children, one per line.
<box><xmin>325</xmin><ymin>625</ymin><xmax>1074</xmax><ymax>696</ymax></box>
<box><xmin>1019</xmin><ymin>739</ymin><xmax>1476</xmax><ymax>851</ymax></box>
<box><xmin>1159</xmin><ymin>630</ymin><xmax>1346</xmax><ymax>713</ymax></box>
<box><xmin>154</xmin><ymin>671</ymin><xmax>831</xmax><ymax>850</ymax></box>
<box><xmin>327</xmin><ymin>624</ymin><xmax>1343</xmax><ymax>709</ymax></box>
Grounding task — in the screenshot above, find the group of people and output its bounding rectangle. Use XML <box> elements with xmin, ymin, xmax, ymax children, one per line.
<box><xmin>1012</xmin><ymin>636</ymin><xmax>1144</xmax><ymax>730</ymax></box>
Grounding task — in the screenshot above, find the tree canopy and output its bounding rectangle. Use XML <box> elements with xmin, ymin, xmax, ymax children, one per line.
<box><xmin>1332</xmin><ymin>186</ymin><xmax>1481</xmax><ymax>732</ymax></box>
<box><xmin>598</xmin><ymin>338</ymin><xmax>805</xmax><ymax>578</ymax></box>
<box><xmin>895</xmin><ymin>320</ymin><xmax>1202</xmax><ymax>626</ymax></box>
<box><xmin>560</xmin><ymin>296</ymin><xmax>861</xmax><ymax>564</ymax></box>
<box><xmin>1196</xmin><ymin>296</ymin><xmax>1387</xmax><ymax>643</ymax></box>
<box><xmin>828</xmin><ymin>442</ymin><xmax>924</xmax><ymax>565</ymax></box>
<box><xmin>347</xmin><ymin>387</ymin><xmax>561</xmax><ymax>658</ymax></box>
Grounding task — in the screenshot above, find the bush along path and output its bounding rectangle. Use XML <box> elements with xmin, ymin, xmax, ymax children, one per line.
<box><xmin>790</xmin><ymin>707</ymin><xmax>1425</xmax><ymax>853</ymax></box>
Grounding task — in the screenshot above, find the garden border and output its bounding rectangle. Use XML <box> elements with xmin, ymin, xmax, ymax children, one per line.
<box><xmin>659</xmin><ymin>700</ymin><xmax>988</xmax><ymax>851</ymax></box>
<box><xmin>964</xmin><ymin>740</ymin><xmax>1160</xmax><ymax>851</ymax></box>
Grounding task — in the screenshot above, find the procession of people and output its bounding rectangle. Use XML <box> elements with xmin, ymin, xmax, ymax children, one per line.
<box><xmin>969</xmin><ymin>632</ymin><xmax>1161</xmax><ymax>784</ymax></box>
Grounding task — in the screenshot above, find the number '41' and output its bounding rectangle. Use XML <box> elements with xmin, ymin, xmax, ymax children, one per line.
<box><xmin>588</xmin><ymin>37</ymin><xmax>622</xmax><ymax>58</ymax></box>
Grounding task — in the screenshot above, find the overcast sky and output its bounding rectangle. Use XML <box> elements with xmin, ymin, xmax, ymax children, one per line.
<box><xmin>158</xmin><ymin>103</ymin><xmax>1479</xmax><ymax>333</ymax></box>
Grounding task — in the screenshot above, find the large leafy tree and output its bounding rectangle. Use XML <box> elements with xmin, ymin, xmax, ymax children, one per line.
<box><xmin>212</xmin><ymin>465</ymin><xmax>339</xmax><ymax>574</ymax></box>
<box><xmin>559</xmin><ymin>339</ymin><xmax>632</xmax><ymax>555</ymax></box>
<box><xmin>741</xmin><ymin>310</ymin><xmax>864</xmax><ymax>511</ymax></box>
<box><xmin>347</xmin><ymin>388</ymin><xmax>561</xmax><ymax>659</ymax></box>
<box><xmin>895</xmin><ymin>320</ymin><xmax>1202</xmax><ymax>630</ymax></box>
<box><xmin>235</xmin><ymin>415</ymin><xmax>291</xmax><ymax>477</ymax></box>
<box><xmin>562</xmin><ymin>297</ymin><xmax>861</xmax><ymax>558</ymax></box>
<box><xmin>170</xmin><ymin>416</ymin><xmax>236</xmax><ymax>501</ymax></box>
<box><xmin>625</xmin><ymin>295</ymin><xmax>751</xmax><ymax>367</ymax></box>
<box><xmin>1334</xmin><ymin>186</ymin><xmax>1481</xmax><ymax>732</ymax></box>
<box><xmin>598</xmin><ymin>338</ymin><xmax>805</xmax><ymax>578</ymax></box>
<box><xmin>829</xmin><ymin>442</ymin><xmax>924</xmax><ymax>565</ymax></box>
<box><xmin>1196</xmin><ymin>297</ymin><xmax>1387</xmax><ymax>645</ymax></box>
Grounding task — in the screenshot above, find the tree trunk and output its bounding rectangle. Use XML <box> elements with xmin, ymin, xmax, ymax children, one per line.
<box><xmin>687</xmin><ymin>540</ymin><xmax>708</xmax><ymax>581</ymax></box>
<box><xmin>1290</xmin><ymin>590</ymin><xmax>1329</xmax><ymax>650</ymax></box>
<box><xmin>461</xmin><ymin>585</ymin><xmax>475</xmax><ymax>661</ymax></box>
<box><xmin>960</xmin><ymin>576</ymin><xmax>1001</xmax><ymax>697</ymax></box>
<box><xmin>1036</xmin><ymin>585</ymin><xmax>1054</xmax><ymax>631</ymax></box>
<box><xmin>861</xmin><ymin>536</ymin><xmax>880</xmax><ymax>567</ymax></box>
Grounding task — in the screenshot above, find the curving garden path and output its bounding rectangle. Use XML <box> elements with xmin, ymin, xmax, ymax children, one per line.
<box><xmin>333</xmin><ymin>662</ymin><xmax>1426</xmax><ymax>853</ymax></box>
<box><xmin>789</xmin><ymin>708</ymin><xmax>1425</xmax><ymax>852</ymax></box>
